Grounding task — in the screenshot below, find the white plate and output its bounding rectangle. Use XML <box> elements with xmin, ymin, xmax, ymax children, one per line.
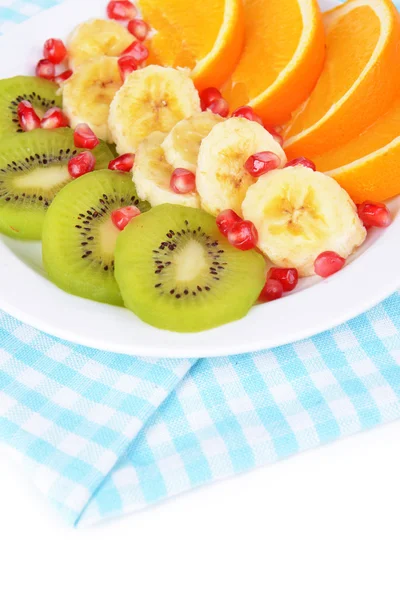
<box><xmin>0</xmin><ymin>0</ymin><xmax>398</xmax><ymax>358</ymax></box>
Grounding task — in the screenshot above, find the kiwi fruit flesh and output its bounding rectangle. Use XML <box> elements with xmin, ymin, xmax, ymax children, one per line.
<box><xmin>0</xmin><ymin>128</ymin><xmax>113</xmax><ymax>240</ymax></box>
<box><xmin>115</xmin><ymin>204</ymin><xmax>266</xmax><ymax>332</ymax></box>
<box><xmin>0</xmin><ymin>76</ymin><xmax>61</xmax><ymax>136</ymax></box>
<box><xmin>42</xmin><ymin>169</ymin><xmax>151</xmax><ymax>306</ymax></box>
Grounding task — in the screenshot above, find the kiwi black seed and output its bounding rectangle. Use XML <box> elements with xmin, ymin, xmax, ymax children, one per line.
<box><xmin>0</xmin><ymin>76</ymin><xmax>61</xmax><ymax>136</ymax></box>
<box><xmin>114</xmin><ymin>204</ymin><xmax>266</xmax><ymax>332</ymax></box>
<box><xmin>42</xmin><ymin>169</ymin><xmax>151</xmax><ymax>306</ymax></box>
<box><xmin>0</xmin><ymin>128</ymin><xmax>113</xmax><ymax>239</ymax></box>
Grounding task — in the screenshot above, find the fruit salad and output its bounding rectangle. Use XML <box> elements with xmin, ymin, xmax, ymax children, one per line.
<box><xmin>0</xmin><ymin>0</ymin><xmax>395</xmax><ymax>333</ymax></box>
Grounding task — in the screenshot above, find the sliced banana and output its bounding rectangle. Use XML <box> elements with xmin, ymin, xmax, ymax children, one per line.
<box><xmin>197</xmin><ymin>118</ymin><xmax>287</xmax><ymax>216</ymax></box>
<box><xmin>133</xmin><ymin>131</ymin><xmax>200</xmax><ymax>208</ymax></box>
<box><xmin>108</xmin><ymin>65</ymin><xmax>201</xmax><ymax>154</ymax></box>
<box><xmin>161</xmin><ymin>112</ymin><xmax>224</xmax><ymax>172</ymax></box>
<box><xmin>67</xmin><ymin>19</ymin><xmax>135</xmax><ymax>69</ymax></box>
<box><xmin>63</xmin><ymin>56</ymin><xmax>122</xmax><ymax>142</ymax></box>
<box><xmin>242</xmin><ymin>166</ymin><xmax>366</xmax><ymax>277</ymax></box>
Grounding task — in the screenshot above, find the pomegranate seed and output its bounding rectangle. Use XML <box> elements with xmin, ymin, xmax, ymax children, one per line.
<box><xmin>36</xmin><ymin>59</ymin><xmax>55</xmax><ymax>80</ymax></box>
<box><xmin>122</xmin><ymin>40</ymin><xmax>149</xmax><ymax>63</ymax></box>
<box><xmin>170</xmin><ymin>168</ymin><xmax>196</xmax><ymax>194</ymax></box>
<box><xmin>199</xmin><ymin>87</ymin><xmax>221</xmax><ymax>111</ymax></box>
<box><xmin>54</xmin><ymin>69</ymin><xmax>73</xmax><ymax>85</ymax></box>
<box><xmin>266</xmin><ymin>126</ymin><xmax>283</xmax><ymax>145</ymax></box>
<box><xmin>127</xmin><ymin>19</ymin><xmax>149</xmax><ymax>41</ymax></box>
<box><xmin>109</xmin><ymin>153</ymin><xmax>135</xmax><ymax>172</ymax></box>
<box><xmin>268</xmin><ymin>267</ymin><xmax>298</xmax><ymax>292</ymax></box>
<box><xmin>111</xmin><ymin>205</ymin><xmax>140</xmax><ymax>230</ymax></box>
<box><xmin>40</xmin><ymin>107</ymin><xmax>69</xmax><ymax>129</ymax></box>
<box><xmin>216</xmin><ymin>209</ymin><xmax>242</xmax><ymax>237</ymax></box>
<box><xmin>357</xmin><ymin>202</ymin><xmax>392</xmax><ymax>228</ymax></box>
<box><xmin>285</xmin><ymin>157</ymin><xmax>316</xmax><ymax>171</ymax></box>
<box><xmin>74</xmin><ymin>124</ymin><xmax>99</xmax><ymax>149</ymax></box>
<box><xmin>43</xmin><ymin>38</ymin><xmax>67</xmax><ymax>64</ymax></box>
<box><xmin>107</xmin><ymin>1</ymin><xmax>137</xmax><ymax>20</ymax></box>
<box><xmin>231</xmin><ymin>105</ymin><xmax>263</xmax><ymax>125</ymax></box>
<box><xmin>17</xmin><ymin>101</ymin><xmax>41</xmax><ymax>132</ymax></box>
<box><xmin>314</xmin><ymin>251</ymin><xmax>346</xmax><ymax>278</ymax></box>
<box><xmin>244</xmin><ymin>151</ymin><xmax>281</xmax><ymax>177</ymax></box>
<box><xmin>118</xmin><ymin>55</ymin><xmax>138</xmax><ymax>81</ymax></box>
<box><xmin>227</xmin><ymin>220</ymin><xmax>258</xmax><ymax>251</ymax></box>
<box><xmin>68</xmin><ymin>151</ymin><xmax>96</xmax><ymax>179</ymax></box>
<box><xmin>259</xmin><ymin>279</ymin><xmax>283</xmax><ymax>302</ymax></box>
<box><xmin>208</xmin><ymin>97</ymin><xmax>229</xmax><ymax>118</ymax></box>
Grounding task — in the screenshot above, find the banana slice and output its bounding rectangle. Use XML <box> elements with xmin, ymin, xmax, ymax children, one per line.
<box><xmin>67</xmin><ymin>19</ymin><xmax>135</xmax><ymax>69</ymax></box>
<box><xmin>242</xmin><ymin>166</ymin><xmax>366</xmax><ymax>277</ymax></box>
<box><xmin>197</xmin><ymin>118</ymin><xmax>287</xmax><ymax>216</ymax></box>
<box><xmin>63</xmin><ymin>56</ymin><xmax>122</xmax><ymax>143</ymax></box>
<box><xmin>108</xmin><ymin>65</ymin><xmax>201</xmax><ymax>154</ymax></box>
<box><xmin>133</xmin><ymin>131</ymin><xmax>200</xmax><ymax>208</ymax></box>
<box><xmin>161</xmin><ymin>112</ymin><xmax>224</xmax><ymax>172</ymax></box>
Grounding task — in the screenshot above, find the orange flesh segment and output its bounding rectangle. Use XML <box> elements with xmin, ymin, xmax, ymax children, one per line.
<box><xmin>315</xmin><ymin>98</ymin><xmax>400</xmax><ymax>172</ymax></box>
<box><xmin>228</xmin><ymin>0</ymin><xmax>304</xmax><ymax>99</ymax></box>
<box><xmin>287</xmin><ymin>6</ymin><xmax>381</xmax><ymax>138</ymax></box>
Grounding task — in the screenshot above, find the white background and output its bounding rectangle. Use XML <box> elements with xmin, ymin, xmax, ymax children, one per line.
<box><xmin>2</xmin><ymin>419</ymin><xmax>400</xmax><ymax>600</ymax></box>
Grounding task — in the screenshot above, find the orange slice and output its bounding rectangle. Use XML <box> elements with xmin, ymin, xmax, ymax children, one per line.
<box><xmin>138</xmin><ymin>0</ymin><xmax>244</xmax><ymax>90</ymax></box>
<box><xmin>221</xmin><ymin>0</ymin><xmax>325</xmax><ymax>126</ymax></box>
<box><xmin>284</xmin><ymin>0</ymin><xmax>400</xmax><ymax>159</ymax></box>
<box><xmin>314</xmin><ymin>96</ymin><xmax>400</xmax><ymax>203</ymax></box>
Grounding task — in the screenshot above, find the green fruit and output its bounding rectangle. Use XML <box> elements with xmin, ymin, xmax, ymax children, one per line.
<box><xmin>0</xmin><ymin>76</ymin><xmax>61</xmax><ymax>136</ymax></box>
<box><xmin>42</xmin><ymin>169</ymin><xmax>151</xmax><ymax>306</ymax></box>
<box><xmin>0</xmin><ymin>128</ymin><xmax>113</xmax><ymax>240</ymax></box>
<box><xmin>115</xmin><ymin>204</ymin><xmax>266</xmax><ymax>332</ymax></box>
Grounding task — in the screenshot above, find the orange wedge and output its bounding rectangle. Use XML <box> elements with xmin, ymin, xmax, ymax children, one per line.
<box><xmin>221</xmin><ymin>0</ymin><xmax>325</xmax><ymax>126</ymax></box>
<box><xmin>284</xmin><ymin>0</ymin><xmax>400</xmax><ymax>159</ymax></box>
<box><xmin>138</xmin><ymin>0</ymin><xmax>244</xmax><ymax>90</ymax></box>
<box><xmin>314</xmin><ymin>96</ymin><xmax>400</xmax><ymax>203</ymax></box>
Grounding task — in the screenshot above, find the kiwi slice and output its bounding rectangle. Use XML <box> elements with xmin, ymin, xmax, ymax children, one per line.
<box><xmin>0</xmin><ymin>76</ymin><xmax>61</xmax><ymax>136</ymax></box>
<box><xmin>0</xmin><ymin>128</ymin><xmax>113</xmax><ymax>240</ymax></box>
<box><xmin>42</xmin><ymin>169</ymin><xmax>151</xmax><ymax>306</ymax></box>
<box><xmin>114</xmin><ymin>204</ymin><xmax>266</xmax><ymax>332</ymax></box>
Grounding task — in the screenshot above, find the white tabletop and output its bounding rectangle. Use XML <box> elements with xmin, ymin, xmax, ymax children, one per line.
<box><xmin>1</xmin><ymin>419</ymin><xmax>400</xmax><ymax>600</ymax></box>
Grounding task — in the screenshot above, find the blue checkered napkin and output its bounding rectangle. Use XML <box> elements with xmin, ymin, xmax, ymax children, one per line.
<box><xmin>1</xmin><ymin>0</ymin><xmax>400</xmax><ymax>526</ymax></box>
<box><xmin>1</xmin><ymin>294</ymin><xmax>399</xmax><ymax>526</ymax></box>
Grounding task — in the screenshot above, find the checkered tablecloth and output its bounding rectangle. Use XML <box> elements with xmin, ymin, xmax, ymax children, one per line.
<box><xmin>0</xmin><ymin>0</ymin><xmax>399</xmax><ymax>527</ymax></box>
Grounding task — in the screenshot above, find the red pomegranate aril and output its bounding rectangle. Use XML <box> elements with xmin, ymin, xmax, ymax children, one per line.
<box><xmin>43</xmin><ymin>38</ymin><xmax>67</xmax><ymax>64</ymax></box>
<box><xmin>127</xmin><ymin>19</ymin><xmax>149</xmax><ymax>41</ymax></box>
<box><xmin>231</xmin><ymin>105</ymin><xmax>263</xmax><ymax>125</ymax></box>
<box><xmin>285</xmin><ymin>157</ymin><xmax>316</xmax><ymax>171</ymax></box>
<box><xmin>259</xmin><ymin>279</ymin><xmax>284</xmax><ymax>302</ymax></box>
<box><xmin>268</xmin><ymin>267</ymin><xmax>298</xmax><ymax>292</ymax></box>
<box><xmin>216</xmin><ymin>209</ymin><xmax>242</xmax><ymax>237</ymax></box>
<box><xmin>170</xmin><ymin>168</ymin><xmax>196</xmax><ymax>194</ymax></box>
<box><xmin>314</xmin><ymin>251</ymin><xmax>346</xmax><ymax>278</ymax></box>
<box><xmin>109</xmin><ymin>153</ymin><xmax>135</xmax><ymax>172</ymax></box>
<box><xmin>357</xmin><ymin>202</ymin><xmax>392</xmax><ymax>228</ymax></box>
<box><xmin>17</xmin><ymin>101</ymin><xmax>41</xmax><ymax>132</ymax></box>
<box><xmin>74</xmin><ymin>123</ymin><xmax>99</xmax><ymax>149</ymax></box>
<box><xmin>111</xmin><ymin>205</ymin><xmax>140</xmax><ymax>231</ymax></box>
<box><xmin>199</xmin><ymin>87</ymin><xmax>221</xmax><ymax>111</ymax></box>
<box><xmin>40</xmin><ymin>107</ymin><xmax>69</xmax><ymax>129</ymax></box>
<box><xmin>54</xmin><ymin>69</ymin><xmax>73</xmax><ymax>85</ymax></box>
<box><xmin>118</xmin><ymin>55</ymin><xmax>138</xmax><ymax>81</ymax></box>
<box><xmin>245</xmin><ymin>151</ymin><xmax>281</xmax><ymax>177</ymax></box>
<box><xmin>208</xmin><ymin>97</ymin><xmax>229</xmax><ymax>118</ymax></box>
<box><xmin>107</xmin><ymin>1</ymin><xmax>137</xmax><ymax>20</ymax></box>
<box><xmin>122</xmin><ymin>40</ymin><xmax>149</xmax><ymax>63</ymax></box>
<box><xmin>68</xmin><ymin>151</ymin><xmax>96</xmax><ymax>179</ymax></box>
<box><xmin>36</xmin><ymin>59</ymin><xmax>55</xmax><ymax>80</ymax></box>
<box><xmin>227</xmin><ymin>220</ymin><xmax>258</xmax><ymax>251</ymax></box>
